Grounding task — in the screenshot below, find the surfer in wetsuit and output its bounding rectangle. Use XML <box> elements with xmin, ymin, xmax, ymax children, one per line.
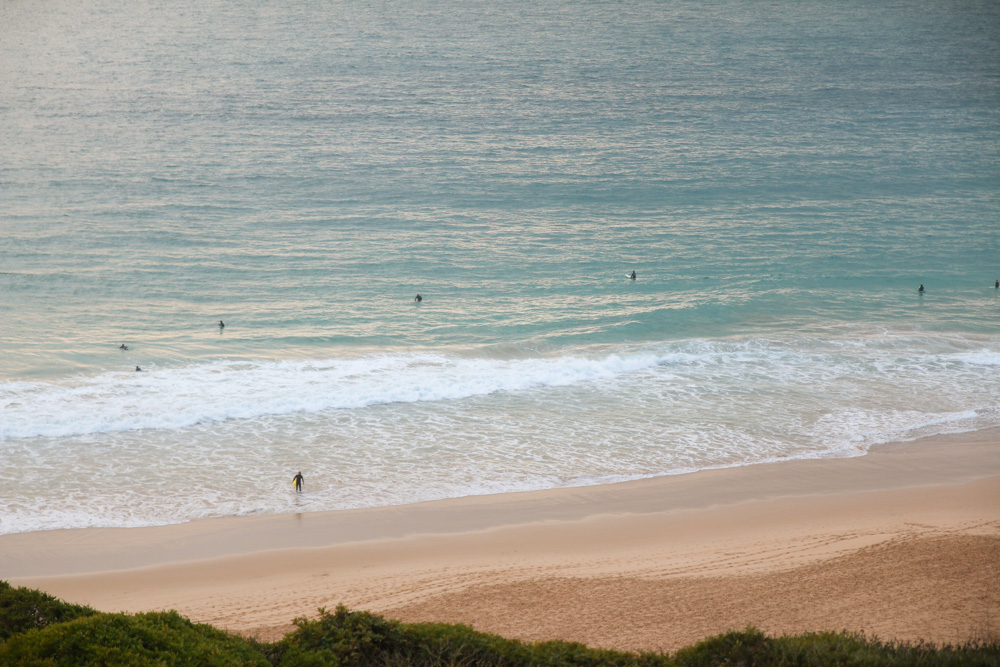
<box><xmin>135</xmin><ymin>366</ymin><xmax>142</xmax><ymax>372</ymax></box>
<box><xmin>995</xmin><ymin>279</ymin><xmax>998</xmax><ymax>289</ymax></box>
<box><xmin>414</xmin><ymin>294</ymin><xmax>422</xmax><ymax>302</ymax></box>
<box><xmin>918</xmin><ymin>284</ymin><xmax>924</xmax><ymax>293</ymax></box>
<box><xmin>119</xmin><ymin>344</ymin><xmax>128</xmax><ymax>351</ymax></box>
<box><xmin>293</xmin><ymin>471</ymin><xmax>304</xmax><ymax>493</ymax></box>
<box><xmin>219</xmin><ymin>320</ymin><xmax>225</xmax><ymax>329</ymax></box>
<box><xmin>630</xmin><ymin>271</ymin><xmax>636</xmax><ymax>280</ymax></box>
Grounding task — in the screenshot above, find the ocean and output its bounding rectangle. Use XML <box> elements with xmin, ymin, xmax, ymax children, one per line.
<box><xmin>1</xmin><ymin>0</ymin><xmax>998</xmax><ymax>535</ymax></box>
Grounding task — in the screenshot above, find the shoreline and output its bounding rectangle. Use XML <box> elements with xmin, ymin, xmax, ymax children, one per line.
<box><xmin>3</xmin><ymin>427</ymin><xmax>998</xmax><ymax>651</ymax></box>
<box><xmin>3</xmin><ymin>427</ymin><xmax>997</xmax><ymax>579</ymax></box>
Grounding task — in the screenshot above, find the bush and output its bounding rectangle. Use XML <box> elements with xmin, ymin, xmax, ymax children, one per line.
<box><xmin>276</xmin><ymin>605</ymin><xmax>407</xmax><ymax>666</ymax></box>
<box><xmin>0</xmin><ymin>580</ymin><xmax>98</xmax><ymax>642</ymax></box>
<box><xmin>277</xmin><ymin>605</ymin><xmax>671</xmax><ymax>666</ymax></box>
<box><xmin>0</xmin><ymin>610</ymin><xmax>271</xmax><ymax>666</ymax></box>
<box><xmin>672</xmin><ymin>628</ymin><xmax>1000</xmax><ymax>667</ymax></box>
<box><xmin>672</xmin><ymin>628</ymin><xmax>776</xmax><ymax>666</ymax></box>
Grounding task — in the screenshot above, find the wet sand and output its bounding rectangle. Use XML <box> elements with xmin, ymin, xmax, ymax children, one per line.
<box><xmin>4</xmin><ymin>429</ymin><xmax>998</xmax><ymax>652</ymax></box>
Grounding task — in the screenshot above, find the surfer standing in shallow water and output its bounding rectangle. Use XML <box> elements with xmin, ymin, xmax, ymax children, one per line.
<box><xmin>293</xmin><ymin>471</ymin><xmax>304</xmax><ymax>493</ymax></box>
<box><xmin>630</xmin><ymin>271</ymin><xmax>636</xmax><ymax>280</ymax></box>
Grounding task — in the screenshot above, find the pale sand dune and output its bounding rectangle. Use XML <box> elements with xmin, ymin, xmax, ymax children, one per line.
<box><xmin>4</xmin><ymin>429</ymin><xmax>998</xmax><ymax>653</ymax></box>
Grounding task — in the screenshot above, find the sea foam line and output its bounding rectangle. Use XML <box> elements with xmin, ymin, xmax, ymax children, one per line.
<box><xmin>3</xmin><ymin>338</ymin><xmax>998</xmax><ymax>441</ymax></box>
<box><xmin>0</xmin><ymin>351</ymin><xmax>666</xmax><ymax>440</ymax></box>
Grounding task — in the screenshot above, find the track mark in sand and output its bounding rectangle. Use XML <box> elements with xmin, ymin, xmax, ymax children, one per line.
<box><xmin>379</xmin><ymin>534</ymin><xmax>1000</xmax><ymax>654</ymax></box>
<box><xmin>174</xmin><ymin>516</ymin><xmax>1000</xmax><ymax>646</ymax></box>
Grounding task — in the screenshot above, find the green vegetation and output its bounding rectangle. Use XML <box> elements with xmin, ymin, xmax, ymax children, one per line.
<box><xmin>0</xmin><ymin>580</ymin><xmax>98</xmax><ymax>642</ymax></box>
<box><xmin>0</xmin><ymin>610</ymin><xmax>271</xmax><ymax>666</ymax></box>
<box><xmin>2</xmin><ymin>582</ymin><xmax>997</xmax><ymax>666</ymax></box>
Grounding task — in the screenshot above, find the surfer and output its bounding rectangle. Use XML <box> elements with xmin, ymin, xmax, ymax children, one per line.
<box><xmin>293</xmin><ymin>471</ymin><xmax>304</xmax><ymax>493</ymax></box>
<box><xmin>219</xmin><ymin>320</ymin><xmax>225</xmax><ymax>329</ymax></box>
<box><xmin>995</xmin><ymin>279</ymin><xmax>998</xmax><ymax>289</ymax></box>
<box><xmin>918</xmin><ymin>284</ymin><xmax>924</xmax><ymax>293</ymax></box>
<box><xmin>119</xmin><ymin>344</ymin><xmax>128</xmax><ymax>351</ymax></box>
<box><xmin>630</xmin><ymin>271</ymin><xmax>636</xmax><ymax>280</ymax></box>
<box><xmin>414</xmin><ymin>294</ymin><xmax>422</xmax><ymax>302</ymax></box>
<box><xmin>135</xmin><ymin>366</ymin><xmax>142</xmax><ymax>372</ymax></box>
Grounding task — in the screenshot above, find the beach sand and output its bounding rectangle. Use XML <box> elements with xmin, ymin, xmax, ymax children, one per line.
<box><xmin>3</xmin><ymin>429</ymin><xmax>998</xmax><ymax>653</ymax></box>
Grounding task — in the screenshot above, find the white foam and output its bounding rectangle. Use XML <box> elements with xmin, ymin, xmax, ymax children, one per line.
<box><xmin>0</xmin><ymin>351</ymin><xmax>671</xmax><ymax>440</ymax></box>
<box><xmin>3</xmin><ymin>333</ymin><xmax>1000</xmax><ymax>535</ymax></box>
<box><xmin>7</xmin><ymin>334</ymin><xmax>997</xmax><ymax>443</ymax></box>
<box><xmin>952</xmin><ymin>350</ymin><xmax>1000</xmax><ymax>366</ymax></box>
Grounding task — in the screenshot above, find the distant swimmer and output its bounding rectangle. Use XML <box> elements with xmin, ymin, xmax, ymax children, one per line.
<box><xmin>918</xmin><ymin>284</ymin><xmax>924</xmax><ymax>292</ymax></box>
<box><xmin>414</xmin><ymin>294</ymin><xmax>422</xmax><ymax>302</ymax></box>
<box><xmin>135</xmin><ymin>366</ymin><xmax>142</xmax><ymax>372</ymax></box>
<box><xmin>630</xmin><ymin>271</ymin><xmax>636</xmax><ymax>280</ymax></box>
<box><xmin>219</xmin><ymin>320</ymin><xmax>225</xmax><ymax>329</ymax></box>
<box><xmin>119</xmin><ymin>344</ymin><xmax>128</xmax><ymax>351</ymax></box>
<box><xmin>995</xmin><ymin>279</ymin><xmax>998</xmax><ymax>289</ymax></box>
<box><xmin>293</xmin><ymin>471</ymin><xmax>304</xmax><ymax>493</ymax></box>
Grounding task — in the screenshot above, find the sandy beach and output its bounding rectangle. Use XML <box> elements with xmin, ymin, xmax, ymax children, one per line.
<box><xmin>4</xmin><ymin>429</ymin><xmax>998</xmax><ymax>653</ymax></box>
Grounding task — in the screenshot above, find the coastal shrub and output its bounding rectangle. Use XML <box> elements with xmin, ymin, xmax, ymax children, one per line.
<box><xmin>277</xmin><ymin>605</ymin><xmax>410</xmax><ymax>665</ymax></box>
<box><xmin>672</xmin><ymin>628</ymin><xmax>1000</xmax><ymax>666</ymax></box>
<box><xmin>0</xmin><ymin>610</ymin><xmax>271</xmax><ymax>666</ymax></box>
<box><xmin>278</xmin><ymin>606</ymin><xmax>671</xmax><ymax>666</ymax></box>
<box><xmin>360</xmin><ymin>619</ymin><xmax>532</xmax><ymax>666</ymax></box>
<box><xmin>0</xmin><ymin>580</ymin><xmax>98</xmax><ymax>642</ymax></box>
<box><xmin>672</xmin><ymin>628</ymin><xmax>775</xmax><ymax>665</ymax></box>
<box><xmin>367</xmin><ymin>622</ymin><xmax>606</xmax><ymax>666</ymax></box>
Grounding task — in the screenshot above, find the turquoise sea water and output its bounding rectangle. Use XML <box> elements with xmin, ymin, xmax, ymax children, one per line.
<box><xmin>1</xmin><ymin>0</ymin><xmax>998</xmax><ymax>534</ymax></box>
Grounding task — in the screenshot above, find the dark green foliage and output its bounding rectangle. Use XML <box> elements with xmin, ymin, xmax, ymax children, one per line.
<box><xmin>672</xmin><ymin>628</ymin><xmax>1000</xmax><ymax>666</ymax></box>
<box><xmin>0</xmin><ymin>610</ymin><xmax>271</xmax><ymax>666</ymax></box>
<box><xmin>0</xmin><ymin>580</ymin><xmax>98</xmax><ymax>642</ymax></box>
<box><xmin>276</xmin><ymin>605</ymin><xmax>408</xmax><ymax>666</ymax></box>
<box><xmin>2</xmin><ymin>582</ymin><xmax>998</xmax><ymax>666</ymax></box>
<box><xmin>672</xmin><ymin>628</ymin><xmax>775</xmax><ymax>666</ymax></box>
<box><xmin>277</xmin><ymin>606</ymin><xmax>672</xmax><ymax>665</ymax></box>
